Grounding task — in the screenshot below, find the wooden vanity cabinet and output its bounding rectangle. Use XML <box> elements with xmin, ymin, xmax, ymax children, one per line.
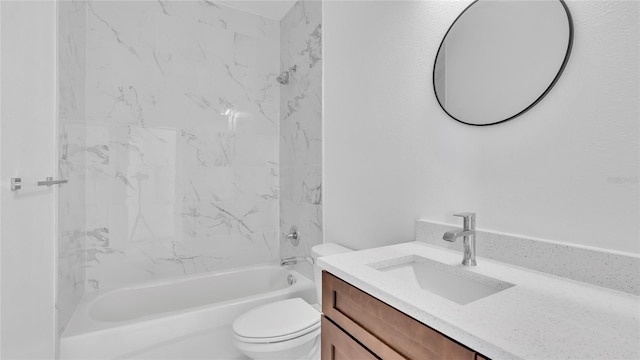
<box><xmin>321</xmin><ymin>316</ymin><xmax>378</xmax><ymax>360</ymax></box>
<box><xmin>321</xmin><ymin>271</ymin><xmax>489</xmax><ymax>360</ymax></box>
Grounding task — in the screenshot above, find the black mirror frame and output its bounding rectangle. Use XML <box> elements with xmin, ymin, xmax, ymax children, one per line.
<box><xmin>432</xmin><ymin>0</ymin><xmax>574</xmax><ymax>126</ymax></box>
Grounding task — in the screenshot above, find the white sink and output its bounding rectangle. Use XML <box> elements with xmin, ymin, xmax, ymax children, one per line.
<box><xmin>369</xmin><ymin>255</ymin><xmax>515</xmax><ymax>305</ymax></box>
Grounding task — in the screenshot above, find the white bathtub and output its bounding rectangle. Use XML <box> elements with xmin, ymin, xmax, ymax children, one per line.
<box><xmin>60</xmin><ymin>265</ymin><xmax>316</xmax><ymax>359</ymax></box>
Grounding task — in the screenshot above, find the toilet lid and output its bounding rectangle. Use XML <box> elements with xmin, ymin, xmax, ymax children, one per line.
<box><xmin>233</xmin><ymin>298</ymin><xmax>320</xmax><ymax>342</ymax></box>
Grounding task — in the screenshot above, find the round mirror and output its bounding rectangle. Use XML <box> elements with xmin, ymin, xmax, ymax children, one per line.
<box><xmin>433</xmin><ymin>0</ymin><xmax>573</xmax><ymax>126</ymax></box>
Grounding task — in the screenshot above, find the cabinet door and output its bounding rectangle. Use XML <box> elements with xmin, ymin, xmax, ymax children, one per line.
<box><xmin>321</xmin><ymin>316</ymin><xmax>379</xmax><ymax>360</ymax></box>
<box><xmin>323</xmin><ymin>271</ymin><xmax>476</xmax><ymax>360</ymax></box>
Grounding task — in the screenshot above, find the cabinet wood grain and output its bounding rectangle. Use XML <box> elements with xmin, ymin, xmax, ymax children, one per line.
<box><xmin>321</xmin><ymin>316</ymin><xmax>379</xmax><ymax>360</ymax></box>
<box><xmin>322</xmin><ymin>271</ymin><xmax>476</xmax><ymax>360</ymax></box>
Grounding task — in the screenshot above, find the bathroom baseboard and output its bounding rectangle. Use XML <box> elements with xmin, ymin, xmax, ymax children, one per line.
<box><xmin>416</xmin><ymin>219</ymin><xmax>640</xmax><ymax>296</ymax></box>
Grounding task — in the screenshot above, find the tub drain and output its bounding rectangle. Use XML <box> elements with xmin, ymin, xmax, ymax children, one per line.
<box><xmin>287</xmin><ymin>274</ymin><xmax>296</xmax><ymax>285</ymax></box>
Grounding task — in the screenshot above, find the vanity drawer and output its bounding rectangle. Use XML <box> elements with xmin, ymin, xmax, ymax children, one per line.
<box><xmin>321</xmin><ymin>316</ymin><xmax>379</xmax><ymax>360</ymax></box>
<box><xmin>322</xmin><ymin>271</ymin><xmax>476</xmax><ymax>360</ymax></box>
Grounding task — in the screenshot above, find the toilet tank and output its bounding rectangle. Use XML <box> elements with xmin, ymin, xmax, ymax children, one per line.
<box><xmin>311</xmin><ymin>243</ymin><xmax>352</xmax><ymax>305</ymax></box>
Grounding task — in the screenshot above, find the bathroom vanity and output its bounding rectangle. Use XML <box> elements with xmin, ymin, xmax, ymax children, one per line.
<box><xmin>318</xmin><ymin>242</ymin><xmax>640</xmax><ymax>360</ymax></box>
<box><xmin>321</xmin><ymin>271</ymin><xmax>484</xmax><ymax>359</ymax></box>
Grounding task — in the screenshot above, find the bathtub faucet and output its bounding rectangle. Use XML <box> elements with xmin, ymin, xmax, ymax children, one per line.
<box><xmin>280</xmin><ymin>256</ymin><xmax>314</xmax><ymax>266</ymax></box>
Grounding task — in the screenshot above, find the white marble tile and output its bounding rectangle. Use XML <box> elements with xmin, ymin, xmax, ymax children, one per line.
<box><xmin>280</xmin><ymin>0</ymin><xmax>322</xmax><ymax>71</ymax></box>
<box><xmin>182</xmin><ymin>166</ymin><xmax>236</xmax><ymax>203</ymax></box>
<box><xmin>189</xmin><ymin>1</ymin><xmax>279</xmax><ymax>42</ymax></box>
<box><xmin>233</xmin><ymin>133</ymin><xmax>278</xmax><ymax>166</ymax></box>
<box><xmin>280</xmin><ymin>112</ymin><xmax>322</xmax><ymax>166</ymax></box>
<box><xmin>223</xmin><ymin>67</ymin><xmax>280</xmax><ymax>134</ymax></box>
<box><xmin>306</xmin><ymin>203</ymin><xmax>323</xmax><ymax>246</ymax></box>
<box><xmin>234</xmin><ymin>231</ymin><xmax>280</xmax><ymax>266</ymax></box>
<box><xmin>197</xmin><ymin>199</ymin><xmax>278</xmax><ymax>237</ymax></box>
<box><xmin>280</xmin><ymin>59</ymin><xmax>322</xmax><ymax>123</ymax></box>
<box><xmin>279</xmin><ymin>200</ymin><xmax>309</xmax><ymax>259</ymax></box>
<box><xmin>86</xmin><ymin>241</ymin><xmax>156</xmax><ymax>292</ymax></box>
<box><xmin>279</xmin><ymin>166</ymin><xmax>294</xmax><ymax>201</ymax></box>
<box><xmin>85</xmin><ymin>1</ymin><xmax>279</xmax><ymax>129</ymax></box>
<box><xmin>57</xmin><ymin>0</ymin><xmax>87</xmax><ymax>335</ymax></box>
<box><xmin>84</xmin><ymin>0</ymin><xmax>281</xmax><ymax>291</ymax></box>
<box><xmin>84</xmin><ymin>204</ymin><xmax>110</xmax><ymax>256</ymax></box>
<box><xmin>299</xmin><ymin>165</ymin><xmax>322</xmax><ymax>205</ymax></box>
<box><xmin>58</xmin><ymin>2</ymin><xmax>86</xmax><ymax>124</ymax></box>
<box><xmin>279</xmin><ymin>0</ymin><xmax>323</xmax><ymax>262</ymax></box>
<box><xmin>279</xmin><ymin>201</ymin><xmax>323</xmax><ymax>261</ymax></box>
<box><xmin>85</xmin><ymin>124</ymin><xmax>110</xmax><ymax>175</ymax></box>
<box><xmin>234</xmin><ymin>33</ymin><xmax>277</xmax><ymax>72</ymax></box>
<box><xmin>234</xmin><ymin>166</ymin><xmax>279</xmax><ymax>201</ymax></box>
<box><xmin>281</xmin><ymin>164</ymin><xmax>322</xmax><ymax>204</ymax></box>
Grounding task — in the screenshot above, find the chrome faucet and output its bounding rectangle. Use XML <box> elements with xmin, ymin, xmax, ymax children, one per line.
<box><xmin>280</xmin><ymin>256</ymin><xmax>314</xmax><ymax>266</ymax></box>
<box><xmin>443</xmin><ymin>212</ymin><xmax>477</xmax><ymax>266</ymax></box>
<box><xmin>280</xmin><ymin>257</ymin><xmax>298</xmax><ymax>266</ymax></box>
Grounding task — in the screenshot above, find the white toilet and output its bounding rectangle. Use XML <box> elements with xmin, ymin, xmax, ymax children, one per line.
<box><xmin>232</xmin><ymin>243</ymin><xmax>352</xmax><ymax>360</ymax></box>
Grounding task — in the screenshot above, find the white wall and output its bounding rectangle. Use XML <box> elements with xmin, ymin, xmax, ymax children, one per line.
<box><xmin>324</xmin><ymin>0</ymin><xmax>639</xmax><ymax>254</ymax></box>
<box><xmin>1</xmin><ymin>1</ymin><xmax>58</xmax><ymax>358</ymax></box>
<box><xmin>1</xmin><ymin>3</ymin><xmax>3</xmax><ymax>356</ymax></box>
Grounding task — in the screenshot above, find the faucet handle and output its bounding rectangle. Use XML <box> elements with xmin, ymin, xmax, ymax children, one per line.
<box><xmin>453</xmin><ymin>212</ymin><xmax>476</xmax><ymax>220</ymax></box>
<box><xmin>453</xmin><ymin>212</ymin><xmax>476</xmax><ymax>230</ymax></box>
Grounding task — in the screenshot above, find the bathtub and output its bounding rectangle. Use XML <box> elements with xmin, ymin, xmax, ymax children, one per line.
<box><xmin>60</xmin><ymin>265</ymin><xmax>316</xmax><ymax>359</ymax></box>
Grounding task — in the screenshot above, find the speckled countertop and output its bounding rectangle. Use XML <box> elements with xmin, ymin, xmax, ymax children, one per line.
<box><xmin>318</xmin><ymin>242</ymin><xmax>640</xmax><ymax>360</ymax></box>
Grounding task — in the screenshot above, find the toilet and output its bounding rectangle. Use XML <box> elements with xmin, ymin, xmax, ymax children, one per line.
<box><xmin>232</xmin><ymin>243</ymin><xmax>352</xmax><ymax>360</ymax></box>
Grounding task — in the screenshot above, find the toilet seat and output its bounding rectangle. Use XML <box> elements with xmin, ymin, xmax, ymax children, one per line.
<box><xmin>235</xmin><ymin>322</ymin><xmax>320</xmax><ymax>344</ymax></box>
<box><xmin>233</xmin><ymin>298</ymin><xmax>320</xmax><ymax>344</ymax></box>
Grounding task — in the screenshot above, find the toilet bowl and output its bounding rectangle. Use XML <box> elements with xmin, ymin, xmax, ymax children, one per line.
<box><xmin>232</xmin><ymin>243</ymin><xmax>352</xmax><ymax>360</ymax></box>
<box><xmin>232</xmin><ymin>298</ymin><xmax>321</xmax><ymax>360</ymax></box>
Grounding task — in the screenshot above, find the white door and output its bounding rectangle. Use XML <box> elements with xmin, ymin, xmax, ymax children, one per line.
<box><xmin>0</xmin><ymin>1</ymin><xmax>58</xmax><ymax>358</ymax></box>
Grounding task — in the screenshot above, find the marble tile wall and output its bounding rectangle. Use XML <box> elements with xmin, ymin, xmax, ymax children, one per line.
<box><xmin>279</xmin><ymin>0</ymin><xmax>323</xmax><ymax>262</ymax></box>
<box><xmin>57</xmin><ymin>0</ymin><xmax>87</xmax><ymax>334</ymax></box>
<box><xmin>84</xmin><ymin>0</ymin><xmax>280</xmax><ymax>291</ymax></box>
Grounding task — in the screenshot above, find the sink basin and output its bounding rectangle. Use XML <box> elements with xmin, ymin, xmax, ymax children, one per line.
<box><xmin>369</xmin><ymin>255</ymin><xmax>515</xmax><ymax>305</ymax></box>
